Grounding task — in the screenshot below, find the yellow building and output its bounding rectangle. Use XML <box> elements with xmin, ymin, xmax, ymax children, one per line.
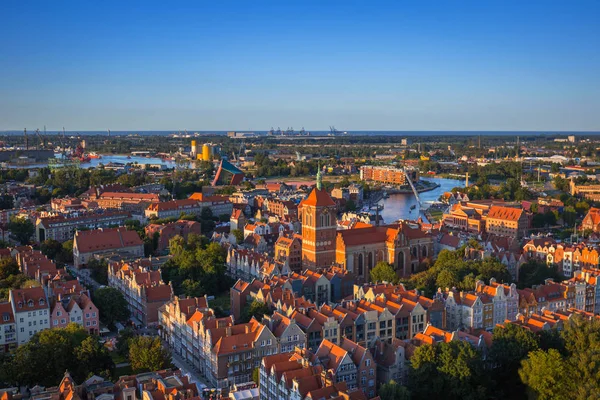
<box><xmin>202</xmin><ymin>143</ymin><xmax>211</xmax><ymax>161</ymax></box>
<box><xmin>190</xmin><ymin>140</ymin><xmax>197</xmax><ymax>158</ymax></box>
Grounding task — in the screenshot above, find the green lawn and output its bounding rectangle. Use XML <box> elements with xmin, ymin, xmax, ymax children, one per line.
<box><xmin>428</xmin><ymin>209</ymin><xmax>444</xmax><ymax>222</ymax></box>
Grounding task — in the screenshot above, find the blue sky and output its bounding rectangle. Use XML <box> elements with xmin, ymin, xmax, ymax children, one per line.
<box><xmin>1</xmin><ymin>0</ymin><xmax>599</xmax><ymax>131</ymax></box>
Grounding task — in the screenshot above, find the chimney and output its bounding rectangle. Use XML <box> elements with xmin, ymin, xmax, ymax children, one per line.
<box><xmin>225</xmin><ymin>326</ymin><xmax>232</xmax><ymax>337</ymax></box>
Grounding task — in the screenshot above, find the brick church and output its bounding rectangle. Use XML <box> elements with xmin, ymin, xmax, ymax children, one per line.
<box><xmin>299</xmin><ymin>171</ymin><xmax>433</xmax><ymax>283</ymax></box>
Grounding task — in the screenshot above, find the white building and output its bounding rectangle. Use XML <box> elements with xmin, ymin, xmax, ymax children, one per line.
<box><xmin>9</xmin><ymin>287</ymin><xmax>50</xmax><ymax>345</ymax></box>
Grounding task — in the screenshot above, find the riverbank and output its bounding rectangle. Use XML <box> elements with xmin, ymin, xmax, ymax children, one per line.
<box><xmin>378</xmin><ymin>177</ymin><xmax>463</xmax><ymax>222</ymax></box>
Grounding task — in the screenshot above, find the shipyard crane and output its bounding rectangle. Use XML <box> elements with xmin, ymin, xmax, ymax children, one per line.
<box><xmin>24</xmin><ymin>128</ymin><xmax>28</xmax><ymax>150</ymax></box>
<box><xmin>35</xmin><ymin>128</ymin><xmax>46</xmax><ymax>149</ymax></box>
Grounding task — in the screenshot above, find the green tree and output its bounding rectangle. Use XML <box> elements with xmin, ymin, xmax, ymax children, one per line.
<box><xmin>57</xmin><ymin>240</ymin><xmax>74</xmax><ymax>264</ymax></box>
<box><xmin>231</xmin><ymin>229</ymin><xmax>244</xmax><ymax>244</ymax></box>
<box><xmin>73</xmin><ymin>336</ymin><xmax>115</xmax><ymax>381</ymax></box>
<box><xmin>94</xmin><ymin>287</ymin><xmax>129</xmax><ymax>329</ymax></box>
<box><xmin>370</xmin><ymin>261</ymin><xmax>398</xmax><ymax>283</ymax></box>
<box><xmin>240</xmin><ymin>300</ymin><xmax>271</xmax><ymax>323</ymax></box>
<box><xmin>41</xmin><ymin>239</ymin><xmax>64</xmax><ymax>260</ymax></box>
<box><xmin>0</xmin><ymin>324</ymin><xmax>113</xmax><ymax>387</ymax></box>
<box><xmin>129</xmin><ymin>336</ymin><xmax>172</xmax><ymax>373</ymax></box>
<box><xmin>8</xmin><ymin>216</ymin><xmax>34</xmax><ymax>245</ymax></box>
<box><xmin>345</xmin><ymin>199</ymin><xmax>356</xmax><ymax>212</ymax></box>
<box><xmin>519</xmin><ymin>349</ymin><xmax>570</xmax><ymax>400</ymax></box>
<box><xmin>116</xmin><ymin>328</ymin><xmax>136</xmax><ymax>357</ymax></box>
<box><xmin>489</xmin><ymin>324</ymin><xmax>540</xmax><ymax>399</ymax></box>
<box><xmin>562</xmin><ymin>206</ymin><xmax>577</xmax><ymax>227</ymax></box>
<box><xmin>379</xmin><ymin>380</ymin><xmax>411</xmax><ymax>400</ymax></box>
<box><xmin>518</xmin><ymin>259</ymin><xmax>562</xmax><ymax>289</ymax></box>
<box><xmin>409</xmin><ymin>341</ymin><xmax>489</xmax><ymax>400</ymax></box>
<box><xmin>252</xmin><ymin>367</ymin><xmax>260</xmax><ymax>385</ymax></box>
<box><xmin>87</xmin><ymin>258</ymin><xmax>109</xmax><ymax>285</ymax></box>
<box><xmin>435</xmin><ymin>269</ymin><xmax>459</xmax><ymax>290</ymax></box>
<box><xmin>0</xmin><ymin>257</ymin><xmax>19</xmax><ymax>280</ymax></box>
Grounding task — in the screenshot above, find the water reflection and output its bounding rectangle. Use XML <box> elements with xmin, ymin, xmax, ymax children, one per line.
<box><xmin>377</xmin><ymin>178</ymin><xmax>464</xmax><ymax>222</ymax></box>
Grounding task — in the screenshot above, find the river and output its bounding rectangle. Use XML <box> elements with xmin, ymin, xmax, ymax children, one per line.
<box><xmin>377</xmin><ymin>177</ymin><xmax>464</xmax><ymax>222</ymax></box>
<box><xmin>7</xmin><ymin>155</ymin><xmax>176</xmax><ymax>169</ymax></box>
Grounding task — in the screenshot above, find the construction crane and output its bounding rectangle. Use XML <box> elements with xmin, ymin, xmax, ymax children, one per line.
<box><xmin>35</xmin><ymin>129</ymin><xmax>45</xmax><ymax>149</ymax></box>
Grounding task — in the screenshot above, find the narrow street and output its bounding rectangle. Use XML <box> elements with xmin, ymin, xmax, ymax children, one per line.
<box><xmin>169</xmin><ymin>346</ymin><xmax>211</xmax><ymax>390</ymax></box>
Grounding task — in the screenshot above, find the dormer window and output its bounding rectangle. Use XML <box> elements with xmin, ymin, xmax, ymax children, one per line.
<box><xmin>28</xmin><ymin>300</ymin><xmax>34</xmax><ymax>307</ymax></box>
<box><xmin>39</xmin><ymin>299</ymin><xmax>45</xmax><ymax>305</ymax></box>
<box><xmin>18</xmin><ymin>302</ymin><xmax>22</xmax><ymax>308</ymax></box>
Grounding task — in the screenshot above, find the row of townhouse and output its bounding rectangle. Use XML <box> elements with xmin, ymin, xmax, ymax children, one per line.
<box><xmin>504</xmin><ymin>307</ymin><xmax>600</xmax><ymax>333</ymax></box>
<box><xmin>35</xmin><ymin>211</ymin><xmax>130</xmax><ymax>242</ymax></box>
<box><xmin>145</xmin><ymin>193</ymin><xmax>233</xmax><ymax>220</ymax></box>
<box><xmin>370</xmin><ymin>323</ymin><xmax>492</xmax><ymax>388</ymax></box>
<box><xmin>14</xmin><ymin>246</ymin><xmax>58</xmax><ymax>281</ymax></box>
<box><xmin>158</xmin><ymin>296</ymin><xmax>280</xmax><ymax>389</ymax></box>
<box><xmin>229</xmin><ymin>267</ymin><xmax>354</xmax><ymax>321</ymax></box>
<box><xmin>523</xmin><ymin>237</ymin><xmax>600</xmax><ymax>277</ymax></box>
<box><xmin>260</xmin><ymin>339</ymin><xmax>378</xmax><ymax>400</ymax></box>
<box><xmin>45</xmin><ymin>273</ymin><xmax>100</xmax><ymax>334</ymax></box>
<box><xmin>1</xmin><ymin>250</ymin><xmax>100</xmax><ymax>349</ymax></box>
<box><xmin>108</xmin><ymin>259</ymin><xmax>173</xmax><ymax>326</ymax></box>
<box><xmin>436</xmin><ymin>279</ymin><xmax>519</xmax><ymax>331</ymax></box>
<box><xmin>11</xmin><ymin>368</ymin><xmax>200</xmax><ymax>400</ymax></box>
<box><xmin>517</xmin><ymin>278</ymin><xmax>581</xmax><ymax>317</ymax></box>
<box><xmin>261</xmin><ymin>286</ymin><xmax>445</xmax><ymax>352</ymax></box>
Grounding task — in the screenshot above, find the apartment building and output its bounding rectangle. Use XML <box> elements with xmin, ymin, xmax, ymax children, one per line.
<box><xmin>92</xmin><ymin>191</ymin><xmax>159</xmax><ymax>212</ymax></box>
<box><xmin>50</xmin><ymin>293</ymin><xmax>99</xmax><ymax>334</ymax></box>
<box><xmin>315</xmin><ymin>338</ymin><xmax>377</xmax><ymax>398</ymax></box>
<box><xmin>145</xmin><ymin>199</ymin><xmax>204</xmax><ymax>220</ymax></box>
<box><xmin>263</xmin><ymin>311</ymin><xmax>307</xmax><ymax>353</ymax></box>
<box><xmin>0</xmin><ymin>303</ymin><xmax>17</xmax><ymax>353</ymax></box>
<box><xmin>73</xmin><ymin>227</ymin><xmax>144</xmax><ymax>268</ymax></box>
<box><xmin>204</xmin><ymin>319</ymin><xmax>278</xmax><ymax>389</ymax></box>
<box><xmin>485</xmin><ymin>205</ymin><xmax>529</xmax><ymax>239</ymax></box>
<box><xmin>144</xmin><ymin>219</ymin><xmax>202</xmax><ymax>252</ymax></box>
<box><xmin>8</xmin><ymin>287</ymin><xmax>50</xmax><ymax>345</ymax></box>
<box><xmin>36</xmin><ymin>211</ymin><xmax>130</xmax><ymax>242</ymax></box>
<box><xmin>259</xmin><ymin>351</ymin><xmax>323</xmax><ymax>400</ymax></box>
<box><xmin>274</xmin><ymin>235</ymin><xmax>302</xmax><ymax>273</ymax></box>
<box><xmin>158</xmin><ymin>295</ymin><xmax>221</xmax><ymax>371</ymax></box>
<box><xmin>359</xmin><ymin>165</ymin><xmax>419</xmax><ymax>186</ymax></box>
<box><xmin>439</xmin><ymin>289</ymin><xmax>494</xmax><ymax>331</ymax></box>
<box><xmin>475</xmin><ymin>278</ymin><xmax>519</xmax><ymax>326</ymax></box>
<box><xmin>188</xmin><ymin>193</ymin><xmax>234</xmax><ymax>217</ymax></box>
<box><xmin>517</xmin><ymin>279</ymin><xmax>576</xmax><ymax>317</ymax></box>
<box><xmin>108</xmin><ymin>260</ymin><xmax>173</xmax><ymax>326</ymax></box>
<box><xmin>264</xmin><ymin>198</ymin><xmax>298</xmax><ymax>220</ymax></box>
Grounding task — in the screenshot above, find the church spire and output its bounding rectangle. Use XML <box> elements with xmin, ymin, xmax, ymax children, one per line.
<box><xmin>316</xmin><ymin>163</ymin><xmax>323</xmax><ymax>191</ymax></box>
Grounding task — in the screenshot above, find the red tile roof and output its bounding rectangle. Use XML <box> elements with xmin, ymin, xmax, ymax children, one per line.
<box><xmin>10</xmin><ymin>287</ymin><xmax>48</xmax><ymax>311</ymax></box>
<box><xmin>487</xmin><ymin>205</ymin><xmax>524</xmax><ymax>221</ymax></box>
<box><xmin>74</xmin><ymin>227</ymin><xmax>143</xmax><ymax>253</ymax></box>
<box><xmin>300</xmin><ymin>188</ymin><xmax>336</xmax><ymax>207</ymax></box>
